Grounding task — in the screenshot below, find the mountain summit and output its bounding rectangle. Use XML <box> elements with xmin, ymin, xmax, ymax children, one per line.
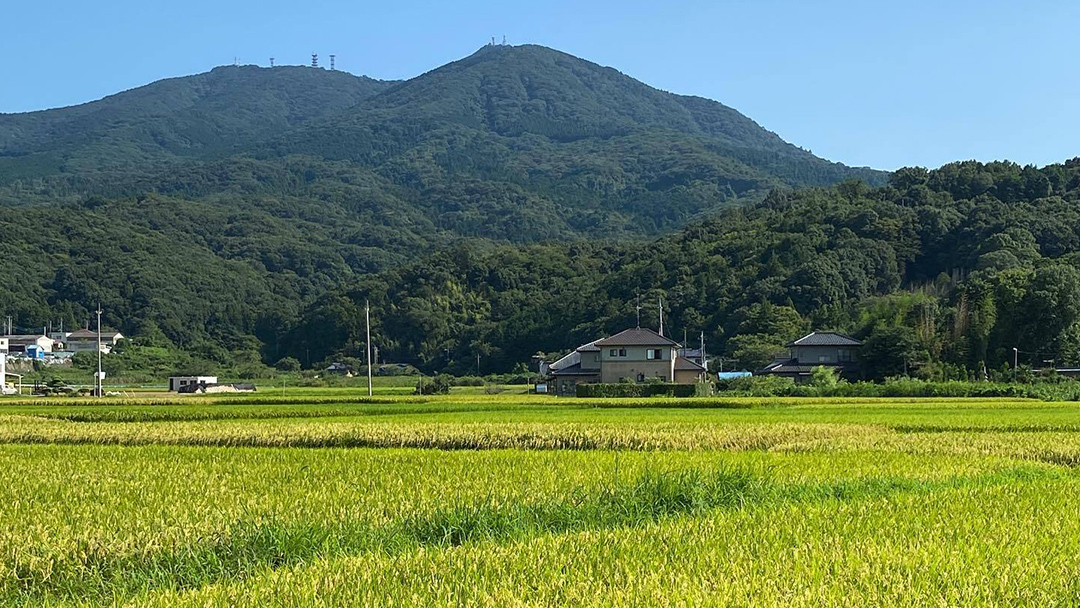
<box><xmin>0</xmin><ymin>45</ymin><xmax>882</xmax><ymax>239</ymax></box>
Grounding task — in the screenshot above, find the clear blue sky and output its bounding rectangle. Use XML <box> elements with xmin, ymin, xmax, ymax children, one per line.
<box><xmin>2</xmin><ymin>0</ymin><xmax>1077</xmax><ymax>170</ymax></box>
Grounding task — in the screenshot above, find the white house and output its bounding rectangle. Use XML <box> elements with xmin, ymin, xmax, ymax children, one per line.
<box><xmin>168</xmin><ymin>376</ymin><xmax>218</xmax><ymax>392</ymax></box>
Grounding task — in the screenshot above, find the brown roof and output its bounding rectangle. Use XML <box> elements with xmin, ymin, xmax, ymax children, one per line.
<box><xmin>595</xmin><ymin>328</ymin><xmax>679</xmax><ymax>347</ymax></box>
<box><xmin>674</xmin><ymin>357</ymin><xmax>706</xmax><ymax>371</ymax></box>
<box><xmin>7</xmin><ymin>334</ymin><xmax>51</xmax><ymax>343</ymax></box>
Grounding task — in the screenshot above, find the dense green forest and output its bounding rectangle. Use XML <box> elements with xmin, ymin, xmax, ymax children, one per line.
<box><xmin>286</xmin><ymin>159</ymin><xmax>1080</xmax><ymax>379</ymax></box>
<box><xmin>0</xmin><ymin>44</ymin><xmax>886</xmax><ymax>374</ymax></box>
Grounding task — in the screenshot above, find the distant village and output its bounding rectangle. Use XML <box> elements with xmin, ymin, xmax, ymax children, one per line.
<box><xmin>0</xmin><ymin>313</ymin><xmax>868</xmax><ymax>398</ymax></box>
<box><xmin>538</xmin><ymin>325</ymin><xmax>859</xmax><ymax>396</ymax></box>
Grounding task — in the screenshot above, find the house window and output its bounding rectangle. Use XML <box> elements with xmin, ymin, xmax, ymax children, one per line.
<box><xmin>818</xmin><ymin>355</ymin><xmax>832</xmax><ymax>363</ymax></box>
<box><xmin>838</xmin><ymin>349</ymin><xmax>853</xmax><ymax>363</ymax></box>
<box><xmin>637</xmin><ymin>373</ymin><xmax>645</xmax><ymax>382</ymax></box>
<box><xmin>593</xmin><ymin>354</ymin><xmax>600</xmax><ymax>362</ymax></box>
<box><xmin>619</xmin><ymin>348</ymin><xmax>626</xmax><ymax>357</ymax></box>
<box><xmin>646</xmin><ymin>348</ymin><xmax>663</xmax><ymax>360</ymax></box>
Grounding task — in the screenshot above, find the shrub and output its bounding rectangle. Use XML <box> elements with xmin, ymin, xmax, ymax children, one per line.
<box><xmin>715</xmin><ymin>375</ymin><xmax>797</xmax><ymax>397</ymax></box>
<box><xmin>416</xmin><ymin>374</ymin><xmax>453</xmax><ymax>395</ymax></box>
<box><xmin>576</xmin><ymin>383</ymin><xmax>713</xmax><ymax>398</ymax></box>
<box><xmin>810</xmin><ymin>366</ymin><xmax>841</xmax><ymax>388</ymax></box>
<box><xmin>274</xmin><ymin>357</ymin><xmax>302</xmax><ymax>372</ymax></box>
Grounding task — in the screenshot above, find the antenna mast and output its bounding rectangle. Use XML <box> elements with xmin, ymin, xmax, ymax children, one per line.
<box><xmin>270</xmin><ymin>57</ymin><xmax>275</xmax><ymax>67</ymax></box>
<box><xmin>329</xmin><ymin>54</ymin><xmax>336</xmax><ymax>70</ymax></box>
<box><xmin>311</xmin><ymin>53</ymin><xmax>319</xmax><ymax>68</ymax></box>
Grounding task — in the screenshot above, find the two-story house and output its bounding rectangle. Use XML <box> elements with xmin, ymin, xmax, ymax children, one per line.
<box><xmin>548</xmin><ymin>328</ymin><xmax>706</xmax><ymax>396</ymax></box>
<box><xmin>758</xmin><ymin>331</ymin><xmax>862</xmax><ymax>382</ymax></box>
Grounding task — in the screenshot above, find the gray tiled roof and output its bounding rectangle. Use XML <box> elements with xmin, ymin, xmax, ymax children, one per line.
<box><xmin>550</xmin><ymin>363</ymin><xmax>601</xmax><ymax>377</ymax></box>
<box><xmin>595</xmin><ymin>327</ymin><xmax>679</xmax><ymax>347</ymax></box>
<box><xmin>760</xmin><ymin>360</ymin><xmax>859</xmax><ymax>374</ymax></box>
<box><xmin>674</xmin><ymin>357</ymin><xmax>706</xmax><ymax>371</ymax></box>
<box><xmin>786</xmin><ymin>332</ymin><xmax>862</xmax><ymax>347</ymax></box>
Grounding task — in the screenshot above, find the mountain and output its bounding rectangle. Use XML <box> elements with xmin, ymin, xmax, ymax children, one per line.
<box><xmin>0</xmin><ymin>66</ymin><xmax>393</xmax><ymax>180</ymax></box>
<box><xmin>0</xmin><ymin>45</ymin><xmax>889</xmax><ymax>362</ymax></box>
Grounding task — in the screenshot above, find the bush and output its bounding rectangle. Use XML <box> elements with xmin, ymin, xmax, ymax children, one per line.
<box><xmin>416</xmin><ymin>374</ymin><xmax>453</xmax><ymax>395</ymax></box>
<box><xmin>715</xmin><ymin>375</ymin><xmax>797</xmax><ymax>397</ymax></box>
<box><xmin>711</xmin><ymin>375</ymin><xmax>1080</xmax><ymax>400</ymax></box>
<box><xmin>810</xmin><ymin>366</ymin><xmax>841</xmax><ymax>388</ymax></box>
<box><xmin>576</xmin><ymin>383</ymin><xmax>713</xmax><ymax>398</ymax></box>
<box><xmin>452</xmin><ymin>376</ymin><xmax>485</xmax><ymax>387</ymax></box>
<box><xmin>275</xmin><ymin>357</ymin><xmax>301</xmax><ymax>372</ymax></box>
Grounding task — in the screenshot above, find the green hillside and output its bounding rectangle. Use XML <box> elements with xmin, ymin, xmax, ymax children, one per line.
<box><xmin>0</xmin><ymin>45</ymin><xmax>897</xmax><ymax>368</ymax></box>
<box><xmin>0</xmin><ymin>66</ymin><xmax>392</xmax><ymax>179</ymax></box>
<box><xmin>285</xmin><ymin>160</ymin><xmax>1080</xmax><ymax>379</ymax></box>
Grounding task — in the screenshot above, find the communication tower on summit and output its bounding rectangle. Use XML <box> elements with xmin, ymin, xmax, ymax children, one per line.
<box><xmin>330</xmin><ymin>54</ymin><xmax>336</xmax><ymax>70</ymax></box>
<box><xmin>311</xmin><ymin>53</ymin><xmax>319</xmax><ymax>68</ymax></box>
<box><xmin>270</xmin><ymin>57</ymin><xmax>275</xmax><ymax>67</ymax></box>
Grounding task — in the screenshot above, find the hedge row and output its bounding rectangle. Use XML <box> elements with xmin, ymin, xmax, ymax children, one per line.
<box><xmin>714</xmin><ymin>375</ymin><xmax>1080</xmax><ymax>401</ymax></box>
<box><xmin>576</xmin><ymin>383</ymin><xmax>714</xmax><ymax>398</ymax></box>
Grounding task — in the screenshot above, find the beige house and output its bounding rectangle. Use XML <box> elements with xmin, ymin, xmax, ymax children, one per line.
<box><xmin>549</xmin><ymin>327</ymin><xmax>706</xmax><ymax>396</ymax></box>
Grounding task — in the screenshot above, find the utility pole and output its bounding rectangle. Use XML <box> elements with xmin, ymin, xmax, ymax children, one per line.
<box><xmin>365</xmin><ymin>301</ymin><xmax>373</xmax><ymax>397</ymax></box>
<box><xmin>700</xmin><ymin>331</ymin><xmax>706</xmax><ymax>371</ymax></box>
<box><xmin>658</xmin><ymin>297</ymin><xmax>664</xmax><ymax>336</ymax></box>
<box><xmin>477</xmin><ymin>352</ymin><xmax>481</xmax><ymax>375</ymax></box>
<box><xmin>1013</xmin><ymin>347</ymin><xmax>1019</xmax><ymax>382</ymax></box>
<box><xmin>95</xmin><ymin>306</ymin><xmax>103</xmax><ymax>398</ymax></box>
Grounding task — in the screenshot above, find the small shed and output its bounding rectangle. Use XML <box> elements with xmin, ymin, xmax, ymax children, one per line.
<box><xmin>168</xmin><ymin>376</ymin><xmax>219</xmax><ymax>392</ymax></box>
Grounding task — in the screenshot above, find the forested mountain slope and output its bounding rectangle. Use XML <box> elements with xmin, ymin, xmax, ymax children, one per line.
<box><xmin>0</xmin><ymin>45</ymin><xmax>894</xmax><ymax>366</ymax></box>
<box><xmin>0</xmin><ymin>66</ymin><xmax>393</xmax><ymax>179</ymax></box>
<box><xmin>286</xmin><ymin>160</ymin><xmax>1080</xmax><ymax>379</ymax></box>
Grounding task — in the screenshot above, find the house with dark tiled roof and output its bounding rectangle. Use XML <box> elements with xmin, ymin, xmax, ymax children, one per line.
<box><xmin>758</xmin><ymin>331</ymin><xmax>862</xmax><ymax>383</ymax></box>
<box><xmin>548</xmin><ymin>328</ymin><xmax>706</xmax><ymax>396</ymax></box>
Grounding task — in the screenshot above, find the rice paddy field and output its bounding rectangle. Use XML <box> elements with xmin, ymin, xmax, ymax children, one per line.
<box><xmin>5</xmin><ymin>391</ymin><xmax>1080</xmax><ymax>606</ymax></box>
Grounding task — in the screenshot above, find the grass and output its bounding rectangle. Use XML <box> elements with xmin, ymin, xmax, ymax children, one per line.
<box><xmin>3</xmin><ymin>394</ymin><xmax>1080</xmax><ymax>605</ymax></box>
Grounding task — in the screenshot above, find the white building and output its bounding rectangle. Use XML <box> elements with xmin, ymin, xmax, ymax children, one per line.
<box><xmin>8</xmin><ymin>335</ymin><xmax>55</xmax><ymax>354</ymax></box>
<box><xmin>168</xmin><ymin>376</ymin><xmax>218</xmax><ymax>392</ymax></box>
